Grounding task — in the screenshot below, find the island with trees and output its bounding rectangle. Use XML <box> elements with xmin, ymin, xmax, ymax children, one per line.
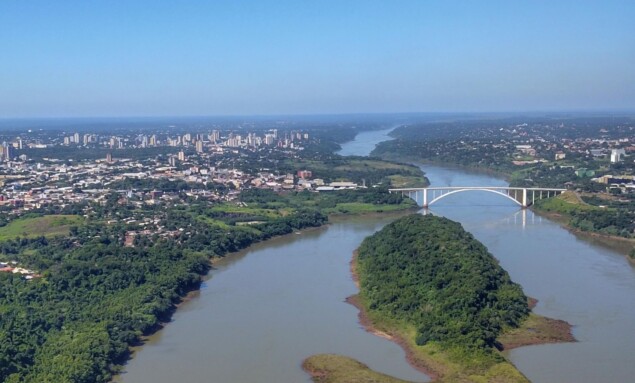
<box><xmin>304</xmin><ymin>214</ymin><xmax>573</xmax><ymax>383</ymax></box>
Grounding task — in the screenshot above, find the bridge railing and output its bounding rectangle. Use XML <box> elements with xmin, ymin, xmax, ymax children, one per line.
<box><xmin>389</xmin><ymin>186</ymin><xmax>566</xmax><ymax>208</ymax></box>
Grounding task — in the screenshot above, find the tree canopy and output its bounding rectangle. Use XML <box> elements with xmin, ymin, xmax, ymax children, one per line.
<box><xmin>357</xmin><ymin>214</ymin><xmax>529</xmax><ymax>362</ymax></box>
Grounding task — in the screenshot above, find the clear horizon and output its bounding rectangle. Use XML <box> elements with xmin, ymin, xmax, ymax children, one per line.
<box><xmin>1</xmin><ymin>1</ymin><xmax>634</xmax><ymax>118</ymax></box>
<box><xmin>2</xmin><ymin>108</ymin><xmax>635</xmax><ymax>121</ymax></box>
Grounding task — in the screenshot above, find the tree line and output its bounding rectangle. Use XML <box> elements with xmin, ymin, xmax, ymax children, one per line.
<box><xmin>356</xmin><ymin>214</ymin><xmax>529</xmax><ymax>365</ymax></box>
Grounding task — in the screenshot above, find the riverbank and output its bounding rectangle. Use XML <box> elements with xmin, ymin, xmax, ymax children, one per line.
<box><xmin>532</xmin><ymin>206</ymin><xmax>635</xmax><ymax>245</ymax></box>
<box><xmin>113</xmin><ymin>204</ymin><xmax>418</xmax><ymax>383</ymax></box>
<box><xmin>382</xmin><ymin>153</ymin><xmax>635</xmax><ymax>257</ymax></box>
<box><xmin>529</xmin><ymin>192</ymin><xmax>635</xmax><ymax>261</ymax></box>
<box><xmin>375</xmin><ymin>154</ymin><xmax>512</xmax><ymax>183</ymax></box>
<box><xmin>309</xmin><ymin>248</ymin><xmax>575</xmax><ymax>383</ymax></box>
<box><xmin>303</xmin><ymin>354</ymin><xmax>416</xmax><ymax>383</ymax></box>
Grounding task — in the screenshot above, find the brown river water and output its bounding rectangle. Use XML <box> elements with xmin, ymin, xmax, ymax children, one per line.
<box><xmin>116</xmin><ymin>128</ymin><xmax>635</xmax><ymax>383</ymax></box>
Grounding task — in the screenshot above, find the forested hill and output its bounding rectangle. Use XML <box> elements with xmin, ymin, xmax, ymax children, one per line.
<box><xmin>357</xmin><ymin>214</ymin><xmax>529</xmax><ymax>362</ymax></box>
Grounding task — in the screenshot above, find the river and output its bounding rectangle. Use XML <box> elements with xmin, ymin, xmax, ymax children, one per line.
<box><xmin>117</xmin><ymin>127</ymin><xmax>635</xmax><ymax>383</ymax></box>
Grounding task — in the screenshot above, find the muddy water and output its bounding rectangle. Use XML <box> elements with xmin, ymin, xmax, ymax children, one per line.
<box><xmin>118</xmin><ymin>129</ymin><xmax>635</xmax><ymax>383</ymax></box>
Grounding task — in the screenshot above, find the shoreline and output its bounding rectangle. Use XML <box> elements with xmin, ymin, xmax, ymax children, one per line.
<box><xmin>382</xmin><ymin>153</ymin><xmax>634</xmax><ymax>258</ymax></box>
<box><xmin>347</xmin><ymin>250</ymin><xmax>440</xmax><ymax>379</ymax></box>
<box><xmin>376</xmin><ymin>154</ymin><xmax>512</xmax><ymax>182</ymax></box>
<box><xmin>346</xmin><ymin>249</ymin><xmax>575</xmax><ymax>382</ymax></box>
<box><xmin>113</xmin><ymin>222</ymin><xmax>331</xmax><ymax>382</ymax></box>
<box><xmin>345</xmin><ymin>293</ymin><xmax>442</xmax><ymax>380</ymax></box>
<box><xmin>111</xmin><ymin>206</ymin><xmax>414</xmax><ymax>383</ymax></box>
<box><xmin>532</xmin><ymin>207</ymin><xmax>635</xmax><ymax>246</ymax></box>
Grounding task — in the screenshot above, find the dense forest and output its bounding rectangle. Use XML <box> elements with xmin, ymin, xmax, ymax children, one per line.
<box><xmin>0</xmin><ymin>174</ymin><xmax>416</xmax><ymax>382</ymax></box>
<box><xmin>356</xmin><ymin>214</ymin><xmax>529</xmax><ymax>363</ymax></box>
<box><xmin>0</xmin><ymin>206</ymin><xmax>326</xmax><ymax>382</ymax></box>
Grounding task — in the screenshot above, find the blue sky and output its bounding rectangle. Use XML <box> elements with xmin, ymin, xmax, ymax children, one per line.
<box><xmin>1</xmin><ymin>1</ymin><xmax>634</xmax><ymax>117</ymax></box>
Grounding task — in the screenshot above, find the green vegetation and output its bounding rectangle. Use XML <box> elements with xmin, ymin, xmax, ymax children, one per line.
<box><xmin>0</xmin><ymin>214</ymin><xmax>84</xmax><ymax>240</ymax></box>
<box><xmin>0</xmin><ymin>184</ymin><xmax>416</xmax><ymax>383</ymax></box>
<box><xmin>238</xmin><ymin>188</ymin><xmax>417</xmax><ymax>217</ymax></box>
<box><xmin>534</xmin><ymin>192</ymin><xmax>635</xmax><ymax>239</ymax></box>
<box><xmin>532</xmin><ymin>191</ymin><xmax>596</xmax><ymax>215</ymax></box>
<box><xmin>281</xmin><ymin>157</ymin><xmax>428</xmax><ymax>187</ymax></box>
<box><xmin>371</xmin><ymin>118</ymin><xmax>635</xmax><ymax>243</ymax></box>
<box><xmin>302</xmin><ymin>354</ymin><xmax>414</xmax><ymax>383</ymax></box>
<box><xmin>0</xmin><ymin>208</ymin><xmax>326</xmax><ymax>382</ymax></box>
<box><xmin>356</xmin><ymin>214</ymin><xmax>531</xmax><ymax>381</ymax></box>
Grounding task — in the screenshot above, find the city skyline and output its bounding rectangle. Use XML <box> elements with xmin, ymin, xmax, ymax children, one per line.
<box><xmin>1</xmin><ymin>0</ymin><xmax>634</xmax><ymax>118</ymax></box>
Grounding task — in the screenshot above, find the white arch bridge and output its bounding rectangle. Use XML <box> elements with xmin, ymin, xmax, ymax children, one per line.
<box><xmin>389</xmin><ymin>186</ymin><xmax>567</xmax><ymax>208</ymax></box>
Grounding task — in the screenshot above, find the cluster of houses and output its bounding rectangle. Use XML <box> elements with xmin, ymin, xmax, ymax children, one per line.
<box><xmin>0</xmin><ymin>261</ymin><xmax>40</xmax><ymax>280</ymax></box>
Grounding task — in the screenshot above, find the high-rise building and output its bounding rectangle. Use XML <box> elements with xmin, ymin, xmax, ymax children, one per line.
<box><xmin>196</xmin><ymin>140</ymin><xmax>204</xmax><ymax>153</ymax></box>
<box><xmin>4</xmin><ymin>144</ymin><xmax>14</xmax><ymax>162</ymax></box>
<box><xmin>178</xmin><ymin>150</ymin><xmax>186</xmax><ymax>161</ymax></box>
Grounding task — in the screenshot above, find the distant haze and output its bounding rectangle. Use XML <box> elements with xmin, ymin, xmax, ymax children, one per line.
<box><xmin>1</xmin><ymin>1</ymin><xmax>634</xmax><ymax>118</ymax></box>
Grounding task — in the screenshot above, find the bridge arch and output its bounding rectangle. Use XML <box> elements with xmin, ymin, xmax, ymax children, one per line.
<box><xmin>426</xmin><ymin>188</ymin><xmax>523</xmax><ymax>207</ymax></box>
<box><xmin>391</xmin><ymin>186</ymin><xmax>566</xmax><ymax>209</ymax></box>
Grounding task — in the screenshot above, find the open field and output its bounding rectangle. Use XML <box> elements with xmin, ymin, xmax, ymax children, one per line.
<box><xmin>0</xmin><ymin>215</ymin><xmax>84</xmax><ymax>240</ymax></box>
<box><xmin>387</xmin><ymin>174</ymin><xmax>426</xmax><ymax>188</ymax></box>
<box><xmin>209</xmin><ymin>204</ymin><xmax>287</xmax><ymax>218</ymax></box>
<box><xmin>533</xmin><ymin>191</ymin><xmax>599</xmax><ymax>214</ymax></box>
<box><xmin>324</xmin><ymin>202</ymin><xmax>416</xmax><ymax>215</ymax></box>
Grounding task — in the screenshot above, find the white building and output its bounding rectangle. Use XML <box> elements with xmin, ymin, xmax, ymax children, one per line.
<box><xmin>610</xmin><ymin>149</ymin><xmax>626</xmax><ymax>163</ymax></box>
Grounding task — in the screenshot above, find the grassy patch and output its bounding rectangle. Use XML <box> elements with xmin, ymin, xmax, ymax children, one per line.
<box><xmin>302</xmin><ymin>354</ymin><xmax>415</xmax><ymax>383</ymax></box>
<box><xmin>197</xmin><ymin>216</ymin><xmax>232</xmax><ymax>229</ymax></box>
<box><xmin>387</xmin><ymin>174</ymin><xmax>427</xmax><ymax>188</ymax></box>
<box><xmin>326</xmin><ymin>202</ymin><xmax>416</xmax><ymax>215</ymax></box>
<box><xmin>533</xmin><ymin>191</ymin><xmax>598</xmax><ymax>215</ymax></box>
<box><xmin>0</xmin><ymin>215</ymin><xmax>84</xmax><ymax>240</ymax></box>
<box><xmin>357</xmin><ymin>295</ymin><xmax>531</xmax><ymax>383</ymax></box>
<box><xmin>209</xmin><ymin>204</ymin><xmax>283</xmax><ymax>218</ymax></box>
<box><xmin>334</xmin><ymin>159</ymin><xmax>416</xmax><ymax>172</ymax></box>
<box><xmin>497</xmin><ymin>313</ymin><xmax>574</xmax><ymax>351</ymax></box>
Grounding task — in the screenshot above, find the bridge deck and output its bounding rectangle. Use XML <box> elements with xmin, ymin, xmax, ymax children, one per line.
<box><xmin>389</xmin><ymin>186</ymin><xmax>566</xmax><ymax>191</ymax></box>
<box><xmin>388</xmin><ymin>186</ymin><xmax>567</xmax><ymax>208</ymax></box>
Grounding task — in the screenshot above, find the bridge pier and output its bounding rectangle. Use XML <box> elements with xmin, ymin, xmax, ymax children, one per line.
<box><xmin>390</xmin><ymin>186</ymin><xmax>566</xmax><ymax>208</ymax></box>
